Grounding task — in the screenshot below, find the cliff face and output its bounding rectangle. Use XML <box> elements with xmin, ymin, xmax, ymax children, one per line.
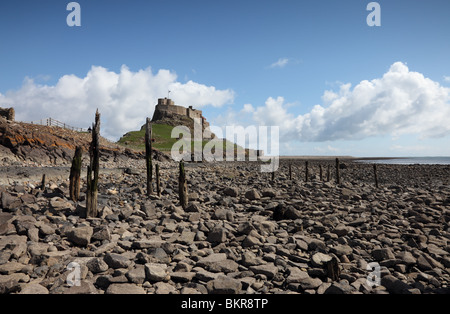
<box><xmin>0</xmin><ymin>117</ymin><xmax>84</xmax><ymax>164</ymax></box>
<box><xmin>0</xmin><ymin>107</ymin><xmax>15</xmax><ymax>121</ymax></box>
<box><xmin>0</xmin><ymin>117</ymin><xmax>157</xmax><ymax>166</ymax></box>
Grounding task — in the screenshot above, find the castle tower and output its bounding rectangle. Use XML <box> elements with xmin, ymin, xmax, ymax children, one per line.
<box><xmin>158</xmin><ymin>98</ymin><xmax>175</xmax><ymax>106</ymax></box>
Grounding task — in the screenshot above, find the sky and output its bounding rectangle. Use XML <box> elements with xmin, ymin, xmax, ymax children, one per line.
<box><xmin>0</xmin><ymin>0</ymin><xmax>449</xmax><ymax>157</ymax></box>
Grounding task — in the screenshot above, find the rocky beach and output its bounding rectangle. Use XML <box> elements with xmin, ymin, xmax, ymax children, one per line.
<box><xmin>1</xmin><ymin>153</ymin><xmax>449</xmax><ymax>295</ymax></box>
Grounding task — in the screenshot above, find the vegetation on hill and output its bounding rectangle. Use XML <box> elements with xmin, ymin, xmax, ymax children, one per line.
<box><xmin>118</xmin><ymin>123</ymin><xmax>176</xmax><ymax>151</ymax></box>
<box><xmin>117</xmin><ymin>122</ymin><xmax>244</xmax><ymax>156</ymax></box>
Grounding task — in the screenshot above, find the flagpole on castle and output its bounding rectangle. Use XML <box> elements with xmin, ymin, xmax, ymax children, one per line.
<box><xmin>168</xmin><ymin>90</ymin><xmax>171</xmax><ymax>99</ymax></box>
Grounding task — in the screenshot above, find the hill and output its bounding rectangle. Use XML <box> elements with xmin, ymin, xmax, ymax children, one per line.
<box><xmin>117</xmin><ymin>97</ymin><xmax>259</xmax><ymax>158</ymax></box>
<box><xmin>118</xmin><ymin>123</ymin><xmax>180</xmax><ymax>152</ymax></box>
<box><xmin>117</xmin><ymin>121</ymin><xmax>257</xmax><ymax>160</ymax></box>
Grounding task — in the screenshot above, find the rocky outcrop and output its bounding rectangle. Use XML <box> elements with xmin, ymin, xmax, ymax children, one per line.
<box><xmin>0</xmin><ymin>108</ymin><xmax>14</xmax><ymax>121</ymax></box>
<box><xmin>0</xmin><ymin>118</ymin><xmax>169</xmax><ymax>166</ymax></box>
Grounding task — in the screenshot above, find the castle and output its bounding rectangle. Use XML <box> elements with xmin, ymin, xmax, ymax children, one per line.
<box><xmin>152</xmin><ymin>98</ymin><xmax>213</xmax><ymax>139</ymax></box>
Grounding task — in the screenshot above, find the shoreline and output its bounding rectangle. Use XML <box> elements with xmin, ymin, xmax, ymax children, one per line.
<box><xmin>279</xmin><ymin>156</ymin><xmax>450</xmax><ymax>165</ymax></box>
<box><xmin>279</xmin><ymin>156</ymin><xmax>405</xmax><ymax>161</ymax></box>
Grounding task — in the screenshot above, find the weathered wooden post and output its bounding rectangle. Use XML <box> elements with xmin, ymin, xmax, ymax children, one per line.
<box><xmin>86</xmin><ymin>110</ymin><xmax>100</xmax><ymax>218</ymax></box>
<box><xmin>327</xmin><ymin>165</ymin><xmax>330</xmax><ymax>182</ymax></box>
<box><xmin>179</xmin><ymin>161</ymin><xmax>188</xmax><ymax>209</ymax></box>
<box><xmin>40</xmin><ymin>174</ymin><xmax>46</xmax><ymax>190</ymax></box>
<box><xmin>336</xmin><ymin>158</ymin><xmax>340</xmax><ymax>185</ymax></box>
<box><xmin>145</xmin><ymin>118</ymin><xmax>153</xmax><ymax>196</ymax></box>
<box><xmin>326</xmin><ymin>256</ymin><xmax>341</xmax><ymax>281</ymax></box>
<box><xmin>305</xmin><ymin>161</ymin><xmax>309</xmax><ymax>182</ymax></box>
<box><xmin>156</xmin><ymin>163</ymin><xmax>161</xmax><ymax>197</ymax></box>
<box><xmin>373</xmin><ymin>164</ymin><xmax>379</xmax><ymax>189</ymax></box>
<box><xmin>319</xmin><ymin>165</ymin><xmax>323</xmax><ymax>181</ymax></box>
<box><xmin>69</xmin><ymin>146</ymin><xmax>83</xmax><ymax>202</ymax></box>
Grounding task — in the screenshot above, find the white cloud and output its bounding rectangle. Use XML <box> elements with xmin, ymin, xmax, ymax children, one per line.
<box><xmin>389</xmin><ymin>144</ymin><xmax>429</xmax><ymax>153</ymax></box>
<box><xmin>169</xmin><ymin>80</ymin><xmax>235</xmax><ymax>108</ymax></box>
<box><xmin>250</xmin><ymin>62</ymin><xmax>450</xmax><ymax>142</ymax></box>
<box><xmin>444</xmin><ymin>76</ymin><xmax>450</xmax><ymax>82</ymax></box>
<box><xmin>253</xmin><ymin>96</ymin><xmax>296</xmax><ymax>128</ymax></box>
<box><xmin>269</xmin><ymin>58</ymin><xmax>289</xmax><ymax>69</ymax></box>
<box><xmin>241</xmin><ymin>104</ymin><xmax>255</xmax><ymax>113</ymax></box>
<box><xmin>327</xmin><ymin>145</ymin><xmax>339</xmax><ymax>152</ymax></box>
<box><xmin>314</xmin><ymin>145</ymin><xmax>339</xmax><ymax>154</ymax></box>
<box><xmin>0</xmin><ymin>65</ymin><xmax>235</xmax><ymax>141</ymax></box>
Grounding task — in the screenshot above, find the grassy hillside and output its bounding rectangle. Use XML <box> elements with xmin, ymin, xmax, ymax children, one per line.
<box><xmin>118</xmin><ymin>124</ymin><xmax>176</xmax><ymax>151</ymax></box>
<box><xmin>117</xmin><ymin>123</ymin><xmax>244</xmax><ymax>155</ymax></box>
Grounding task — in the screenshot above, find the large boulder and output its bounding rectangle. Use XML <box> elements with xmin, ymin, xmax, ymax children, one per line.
<box><xmin>66</xmin><ymin>226</ymin><xmax>93</xmax><ymax>247</ymax></box>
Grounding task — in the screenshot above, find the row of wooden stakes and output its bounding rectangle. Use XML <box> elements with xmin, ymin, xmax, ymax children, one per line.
<box><xmin>65</xmin><ymin>112</ymin><xmax>380</xmax><ymax>219</ymax></box>
<box><xmin>65</xmin><ymin>114</ymin><xmax>189</xmax><ymax>218</ymax></box>
<box><xmin>275</xmin><ymin>158</ymin><xmax>380</xmax><ymax>189</ymax></box>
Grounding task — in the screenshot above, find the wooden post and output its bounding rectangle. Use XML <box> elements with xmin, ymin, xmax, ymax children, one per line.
<box><xmin>373</xmin><ymin>164</ymin><xmax>379</xmax><ymax>189</ymax></box>
<box><xmin>156</xmin><ymin>163</ymin><xmax>161</xmax><ymax>197</ymax></box>
<box><xmin>336</xmin><ymin>158</ymin><xmax>340</xmax><ymax>185</ymax></box>
<box><xmin>145</xmin><ymin>118</ymin><xmax>153</xmax><ymax>196</ymax></box>
<box><xmin>69</xmin><ymin>146</ymin><xmax>83</xmax><ymax>202</ymax></box>
<box><xmin>40</xmin><ymin>174</ymin><xmax>46</xmax><ymax>190</ymax></box>
<box><xmin>326</xmin><ymin>256</ymin><xmax>341</xmax><ymax>281</ymax></box>
<box><xmin>327</xmin><ymin>165</ymin><xmax>331</xmax><ymax>182</ymax></box>
<box><xmin>305</xmin><ymin>161</ymin><xmax>309</xmax><ymax>182</ymax></box>
<box><xmin>319</xmin><ymin>165</ymin><xmax>323</xmax><ymax>181</ymax></box>
<box><xmin>86</xmin><ymin>110</ymin><xmax>100</xmax><ymax>218</ymax></box>
<box><xmin>179</xmin><ymin>161</ymin><xmax>188</xmax><ymax>209</ymax></box>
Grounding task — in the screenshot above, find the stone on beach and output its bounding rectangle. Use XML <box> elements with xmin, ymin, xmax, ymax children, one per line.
<box><xmin>0</xmin><ymin>152</ymin><xmax>449</xmax><ymax>295</ymax></box>
<box><xmin>66</xmin><ymin>226</ymin><xmax>93</xmax><ymax>247</ymax></box>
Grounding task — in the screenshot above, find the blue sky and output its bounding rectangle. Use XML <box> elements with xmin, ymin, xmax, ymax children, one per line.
<box><xmin>1</xmin><ymin>0</ymin><xmax>449</xmax><ymax>157</ymax></box>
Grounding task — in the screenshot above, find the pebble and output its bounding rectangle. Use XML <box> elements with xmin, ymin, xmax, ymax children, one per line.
<box><xmin>311</xmin><ymin>252</ymin><xmax>333</xmax><ymax>267</ymax></box>
<box><xmin>106</xmin><ymin>283</ymin><xmax>146</xmax><ymax>295</ymax></box>
<box><xmin>0</xmin><ymin>158</ymin><xmax>449</xmax><ymax>295</ymax></box>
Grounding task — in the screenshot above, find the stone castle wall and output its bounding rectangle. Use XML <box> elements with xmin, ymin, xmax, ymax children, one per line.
<box><xmin>152</xmin><ymin>98</ymin><xmax>213</xmax><ymax>139</ymax></box>
<box><xmin>154</xmin><ymin>103</ymin><xmax>187</xmax><ymax>118</ymax></box>
<box><xmin>153</xmin><ymin>98</ymin><xmax>203</xmax><ymax>121</ymax></box>
<box><xmin>187</xmin><ymin>107</ymin><xmax>203</xmax><ymax>120</ymax></box>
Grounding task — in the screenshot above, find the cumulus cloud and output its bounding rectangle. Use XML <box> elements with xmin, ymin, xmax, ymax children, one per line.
<box><xmin>253</xmin><ymin>96</ymin><xmax>296</xmax><ymax>129</ymax></box>
<box><xmin>0</xmin><ymin>65</ymin><xmax>235</xmax><ymax>140</ymax></box>
<box><xmin>241</xmin><ymin>104</ymin><xmax>255</xmax><ymax>113</ymax></box>
<box><xmin>250</xmin><ymin>62</ymin><xmax>450</xmax><ymax>142</ymax></box>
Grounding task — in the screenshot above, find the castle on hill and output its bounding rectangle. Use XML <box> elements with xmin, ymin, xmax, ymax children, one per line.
<box><xmin>152</xmin><ymin>98</ymin><xmax>213</xmax><ymax>139</ymax></box>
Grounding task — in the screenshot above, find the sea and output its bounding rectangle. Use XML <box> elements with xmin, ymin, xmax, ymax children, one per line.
<box><xmin>355</xmin><ymin>157</ymin><xmax>450</xmax><ymax>165</ymax></box>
